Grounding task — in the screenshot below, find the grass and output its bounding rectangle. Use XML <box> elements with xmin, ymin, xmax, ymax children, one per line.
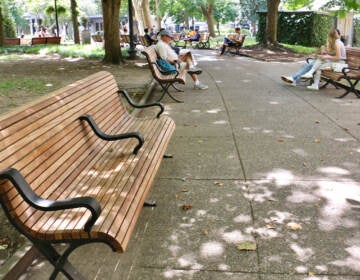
<box><xmin>280</xmin><ymin>43</ymin><xmax>317</xmax><ymax>54</ymax></box>
<box><xmin>0</xmin><ymin>77</ymin><xmax>51</xmax><ymax>96</ymax></box>
<box><xmin>0</xmin><ymin>44</ymin><xmax>129</xmax><ymax>59</ymax></box>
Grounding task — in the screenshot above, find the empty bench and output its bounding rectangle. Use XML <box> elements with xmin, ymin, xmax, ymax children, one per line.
<box><xmin>318</xmin><ymin>47</ymin><xmax>360</xmax><ymax>98</ymax></box>
<box><xmin>142</xmin><ymin>46</ymin><xmax>186</xmax><ymax>103</ymax></box>
<box><xmin>31</xmin><ymin>37</ymin><xmax>61</xmax><ymax>45</ymax></box>
<box><xmin>4</xmin><ymin>38</ymin><xmax>21</xmax><ymax>46</ymax></box>
<box><xmin>0</xmin><ymin>71</ymin><xmax>175</xmax><ymax>279</ymax></box>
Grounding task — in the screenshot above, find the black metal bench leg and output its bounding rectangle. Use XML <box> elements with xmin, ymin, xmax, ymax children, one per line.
<box><xmin>158</xmin><ymin>82</ymin><xmax>183</xmax><ymax>103</ymax></box>
<box><xmin>144</xmin><ymin>199</ymin><xmax>157</xmax><ymax>207</ymax></box>
<box><xmin>171</xmin><ymin>84</ymin><xmax>184</xmax><ymax>92</ymax></box>
<box><xmin>336</xmin><ymin>79</ymin><xmax>358</xmax><ymax>99</ymax></box>
<box><xmin>35</xmin><ymin>242</ymin><xmax>86</xmax><ymax>280</ymax></box>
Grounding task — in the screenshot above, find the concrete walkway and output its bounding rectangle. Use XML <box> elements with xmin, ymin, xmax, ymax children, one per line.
<box><xmin>25</xmin><ymin>50</ymin><xmax>360</xmax><ymax>279</ymax></box>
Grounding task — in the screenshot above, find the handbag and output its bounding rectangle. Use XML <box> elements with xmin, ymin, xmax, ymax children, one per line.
<box><xmin>156</xmin><ymin>58</ymin><xmax>177</xmax><ymax>75</ymax></box>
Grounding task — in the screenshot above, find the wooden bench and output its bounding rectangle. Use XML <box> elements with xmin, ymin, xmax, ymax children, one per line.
<box><xmin>4</xmin><ymin>38</ymin><xmax>21</xmax><ymax>46</ymax></box>
<box><xmin>318</xmin><ymin>47</ymin><xmax>360</xmax><ymax>98</ymax></box>
<box><xmin>196</xmin><ymin>32</ymin><xmax>210</xmax><ymax>49</ymax></box>
<box><xmin>142</xmin><ymin>46</ymin><xmax>186</xmax><ymax>103</ymax></box>
<box><xmin>31</xmin><ymin>37</ymin><xmax>61</xmax><ymax>45</ymax></box>
<box><xmin>0</xmin><ymin>71</ymin><xmax>175</xmax><ymax>279</ymax></box>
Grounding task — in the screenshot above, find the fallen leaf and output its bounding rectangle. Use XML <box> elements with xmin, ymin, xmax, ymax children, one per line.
<box><xmin>236</xmin><ymin>241</ymin><xmax>257</xmax><ymax>251</ymax></box>
<box><xmin>343</xmin><ymin>128</ymin><xmax>349</xmax><ymax>132</ymax></box>
<box><xmin>357</xmin><ymin>123</ymin><xmax>360</xmax><ymax>126</ymax></box>
<box><xmin>286</xmin><ymin>222</ymin><xmax>302</xmax><ymax>231</ymax></box>
<box><xmin>182</xmin><ymin>204</ymin><xmax>192</xmax><ymax>211</ymax></box>
<box><xmin>314</xmin><ymin>139</ymin><xmax>321</xmax><ymax>143</ymax></box>
<box><xmin>266</xmin><ymin>223</ymin><xmax>276</xmax><ymax>229</ymax></box>
<box><xmin>315</xmin><ymin>120</ymin><xmax>320</xmax><ymax>124</ymax></box>
<box><xmin>214</xmin><ymin>181</ymin><xmax>224</xmax><ymax>186</ymax></box>
<box><xmin>303</xmin><ymin>162</ymin><xmax>307</xmax><ymax>167</ymax></box>
<box><xmin>278</xmin><ymin>138</ymin><xmax>285</xmax><ymax>142</ymax></box>
<box><xmin>175</xmin><ymin>194</ymin><xmax>180</xmax><ymax>199</ymax></box>
<box><xmin>203</xmin><ymin>229</ymin><xmax>209</xmax><ymax>236</ymax></box>
<box><xmin>308</xmin><ymin>271</ymin><xmax>315</xmax><ymax>276</ymax></box>
<box><xmin>181</xmin><ymin>188</ymin><xmax>189</xmax><ymax>192</ymax></box>
<box><xmin>0</xmin><ymin>244</ymin><xmax>8</xmax><ymax>250</ymax></box>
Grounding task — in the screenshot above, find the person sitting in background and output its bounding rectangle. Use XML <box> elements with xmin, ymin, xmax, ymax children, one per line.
<box><xmin>144</xmin><ymin>28</ymin><xmax>155</xmax><ymax>46</ymax></box>
<box><xmin>184</xmin><ymin>28</ymin><xmax>200</xmax><ymax>48</ymax></box>
<box><xmin>281</xmin><ymin>28</ymin><xmax>345</xmax><ymax>90</ymax></box>
<box><xmin>218</xmin><ymin>27</ymin><xmax>245</xmax><ymax>56</ymax></box>
<box><xmin>155</xmin><ymin>30</ymin><xmax>208</xmax><ymax>90</ymax></box>
<box><xmin>38</xmin><ymin>26</ymin><xmax>46</xmax><ymax>38</ymax></box>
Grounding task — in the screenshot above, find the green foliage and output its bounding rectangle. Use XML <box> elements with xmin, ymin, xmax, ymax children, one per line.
<box><xmin>0</xmin><ymin>77</ymin><xmax>49</xmax><ymax>96</ymax></box>
<box><xmin>256</xmin><ymin>11</ymin><xmax>333</xmax><ymax>47</ymax></box>
<box><xmin>2</xmin><ymin>1</ymin><xmax>16</xmax><ymax>37</ymax></box>
<box><xmin>353</xmin><ymin>17</ymin><xmax>360</xmax><ymax>46</ymax></box>
<box><xmin>280</xmin><ymin>43</ymin><xmax>317</xmax><ymax>54</ymax></box>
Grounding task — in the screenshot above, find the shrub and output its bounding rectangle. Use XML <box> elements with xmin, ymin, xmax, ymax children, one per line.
<box><xmin>256</xmin><ymin>11</ymin><xmax>333</xmax><ymax>47</ymax></box>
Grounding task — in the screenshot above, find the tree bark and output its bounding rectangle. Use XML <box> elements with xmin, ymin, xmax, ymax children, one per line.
<box><xmin>70</xmin><ymin>0</ymin><xmax>80</xmax><ymax>44</ymax></box>
<box><xmin>0</xmin><ymin>5</ymin><xmax>4</xmax><ymax>47</ymax></box>
<box><xmin>200</xmin><ymin>2</ymin><xmax>215</xmax><ymax>37</ymax></box>
<box><xmin>142</xmin><ymin>0</ymin><xmax>152</xmax><ymax>30</ymax></box>
<box><xmin>102</xmin><ymin>0</ymin><xmax>122</xmax><ymax>64</ymax></box>
<box><xmin>264</xmin><ymin>0</ymin><xmax>280</xmax><ymax>46</ymax></box>
<box><xmin>155</xmin><ymin>0</ymin><xmax>161</xmax><ymax>28</ymax></box>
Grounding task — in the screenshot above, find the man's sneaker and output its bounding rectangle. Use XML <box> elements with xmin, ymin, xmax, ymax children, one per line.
<box><xmin>281</xmin><ymin>75</ymin><xmax>296</xmax><ymax>86</ymax></box>
<box><xmin>187</xmin><ymin>67</ymin><xmax>202</xmax><ymax>75</ymax></box>
<box><xmin>301</xmin><ymin>72</ymin><xmax>314</xmax><ymax>79</ymax></box>
<box><xmin>194</xmin><ymin>82</ymin><xmax>208</xmax><ymax>90</ymax></box>
<box><xmin>307</xmin><ymin>84</ymin><xmax>319</xmax><ymax>91</ymax></box>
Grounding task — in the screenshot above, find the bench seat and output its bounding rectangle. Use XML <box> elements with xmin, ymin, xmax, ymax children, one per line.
<box><xmin>319</xmin><ymin>47</ymin><xmax>360</xmax><ymax>98</ymax></box>
<box><xmin>0</xmin><ymin>71</ymin><xmax>175</xmax><ymax>278</ymax></box>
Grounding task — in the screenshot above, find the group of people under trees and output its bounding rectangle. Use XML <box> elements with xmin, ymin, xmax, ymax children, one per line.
<box><xmin>141</xmin><ymin>24</ymin><xmax>346</xmax><ymax>94</ymax></box>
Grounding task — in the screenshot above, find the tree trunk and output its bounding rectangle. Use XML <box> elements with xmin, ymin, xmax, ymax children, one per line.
<box><xmin>102</xmin><ymin>0</ymin><xmax>122</xmax><ymax>64</ymax></box>
<box><xmin>155</xmin><ymin>0</ymin><xmax>161</xmax><ymax>28</ymax></box>
<box><xmin>70</xmin><ymin>0</ymin><xmax>80</xmax><ymax>44</ymax></box>
<box><xmin>200</xmin><ymin>2</ymin><xmax>215</xmax><ymax>37</ymax></box>
<box><xmin>142</xmin><ymin>0</ymin><xmax>152</xmax><ymax>30</ymax></box>
<box><xmin>264</xmin><ymin>0</ymin><xmax>280</xmax><ymax>46</ymax></box>
<box><xmin>0</xmin><ymin>5</ymin><xmax>4</xmax><ymax>47</ymax></box>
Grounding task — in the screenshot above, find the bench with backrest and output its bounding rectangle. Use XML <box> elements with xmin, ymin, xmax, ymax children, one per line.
<box><xmin>142</xmin><ymin>46</ymin><xmax>186</xmax><ymax>103</ymax></box>
<box><xmin>0</xmin><ymin>71</ymin><xmax>175</xmax><ymax>279</ymax></box>
<box><xmin>31</xmin><ymin>37</ymin><xmax>61</xmax><ymax>45</ymax></box>
<box><xmin>4</xmin><ymin>38</ymin><xmax>21</xmax><ymax>46</ymax></box>
<box><xmin>317</xmin><ymin>47</ymin><xmax>360</xmax><ymax>98</ymax></box>
<box><xmin>196</xmin><ymin>32</ymin><xmax>210</xmax><ymax>49</ymax></box>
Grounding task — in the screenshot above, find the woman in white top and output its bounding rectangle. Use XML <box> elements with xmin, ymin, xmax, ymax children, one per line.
<box><xmin>301</xmin><ymin>28</ymin><xmax>346</xmax><ymax>90</ymax></box>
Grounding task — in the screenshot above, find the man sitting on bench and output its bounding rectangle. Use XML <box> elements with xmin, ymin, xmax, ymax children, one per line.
<box><xmin>184</xmin><ymin>28</ymin><xmax>201</xmax><ymax>48</ymax></box>
<box><xmin>155</xmin><ymin>30</ymin><xmax>208</xmax><ymax>90</ymax></box>
<box><xmin>218</xmin><ymin>27</ymin><xmax>245</xmax><ymax>56</ymax></box>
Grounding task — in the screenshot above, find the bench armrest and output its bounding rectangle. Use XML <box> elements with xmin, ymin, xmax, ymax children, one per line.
<box><xmin>117</xmin><ymin>89</ymin><xmax>164</xmax><ymax>118</ymax></box>
<box><xmin>0</xmin><ymin>168</ymin><xmax>101</xmax><ymax>232</ymax></box>
<box><xmin>79</xmin><ymin>114</ymin><xmax>144</xmax><ymax>154</ymax></box>
<box><xmin>306</xmin><ymin>57</ymin><xmax>314</xmax><ymax>64</ymax></box>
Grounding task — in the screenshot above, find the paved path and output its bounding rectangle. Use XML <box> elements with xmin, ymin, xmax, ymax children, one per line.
<box><xmin>25</xmin><ymin>50</ymin><xmax>360</xmax><ymax>279</ymax></box>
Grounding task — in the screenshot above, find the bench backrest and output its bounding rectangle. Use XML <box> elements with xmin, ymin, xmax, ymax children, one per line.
<box><xmin>0</xmin><ymin>71</ymin><xmax>130</xmax><ymax>236</ymax></box>
<box><xmin>138</xmin><ymin>35</ymin><xmax>149</xmax><ymax>47</ymax></box>
<box><xmin>345</xmin><ymin>47</ymin><xmax>360</xmax><ymax>68</ymax></box>
<box><xmin>4</xmin><ymin>38</ymin><xmax>21</xmax><ymax>46</ymax></box>
<box><xmin>46</xmin><ymin>37</ymin><xmax>61</xmax><ymax>44</ymax></box>
<box><xmin>92</xmin><ymin>35</ymin><xmax>103</xmax><ymax>43</ymax></box>
<box><xmin>199</xmin><ymin>32</ymin><xmax>209</xmax><ymax>43</ymax></box>
<box><xmin>31</xmin><ymin>37</ymin><xmax>61</xmax><ymax>45</ymax></box>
